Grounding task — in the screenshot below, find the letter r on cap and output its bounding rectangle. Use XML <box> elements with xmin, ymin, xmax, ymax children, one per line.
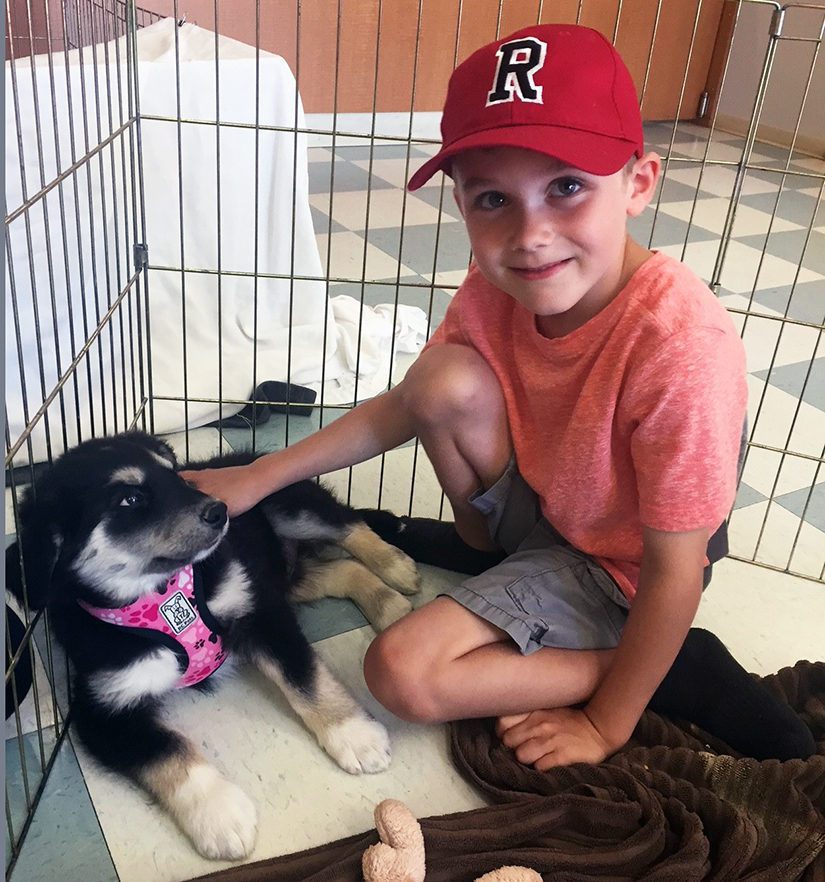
<box><xmin>487</xmin><ymin>37</ymin><xmax>547</xmax><ymax>106</ymax></box>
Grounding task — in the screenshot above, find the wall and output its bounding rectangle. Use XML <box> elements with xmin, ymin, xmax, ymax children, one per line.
<box><xmin>716</xmin><ymin>0</ymin><xmax>824</xmax><ymax>156</ymax></box>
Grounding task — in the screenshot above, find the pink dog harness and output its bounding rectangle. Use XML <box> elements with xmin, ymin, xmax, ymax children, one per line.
<box><xmin>78</xmin><ymin>564</ymin><xmax>227</xmax><ymax>687</ymax></box>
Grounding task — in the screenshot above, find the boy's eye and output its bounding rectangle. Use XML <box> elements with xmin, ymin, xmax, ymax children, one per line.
<box><xmin>549</xmin><ymin>177</ymin><xmax>583</xmax><ymax>197</ymax></box>
<box><xmin>476</xmin><ymin>191</ymin><xmax>507</xmax><ymax>210</ymax></box>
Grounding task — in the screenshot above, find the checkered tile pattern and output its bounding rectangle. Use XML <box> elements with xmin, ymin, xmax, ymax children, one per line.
<box><xmin>308</xmin><ymin>122</ymin><xmax>825</xmax><ymax>579</ymax></box>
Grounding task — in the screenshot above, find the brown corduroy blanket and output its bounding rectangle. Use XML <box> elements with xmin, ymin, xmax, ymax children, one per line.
<box><xmin>192</xmin><ymin>661</ymin><xmax>825</xmax><ymax>882</ymax></box>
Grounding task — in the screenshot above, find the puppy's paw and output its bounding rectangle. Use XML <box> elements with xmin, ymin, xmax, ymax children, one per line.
<box><xmin>173</xmin><ymin>765</ymin><xmax>258</xmax><ymax>861</ymax></box>
<box><xmin>380</xmin><ymin>549</ymin><xmax>421</xmax><ymax>596</ymax></box>
<box><xmin>320</xmin><ymin>715</ymin><xmax>391</xmax><ymax>774</ymax></box>
<box><xmin>372</xmin><ymin>591</ymin><xmax>413</xmax><ymax>632</ymax></box>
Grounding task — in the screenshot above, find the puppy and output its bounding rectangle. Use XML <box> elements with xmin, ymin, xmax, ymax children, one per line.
<box><xmin>5</xmin><ymin>431</ymin><xmax>420</xmax><ymax>860</ymax></box>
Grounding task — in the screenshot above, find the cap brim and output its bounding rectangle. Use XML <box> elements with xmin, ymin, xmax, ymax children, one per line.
<box><xmin>408</xmin><ymin>125</ymin><xmax>640</xmax><ymax>190</ymax></box>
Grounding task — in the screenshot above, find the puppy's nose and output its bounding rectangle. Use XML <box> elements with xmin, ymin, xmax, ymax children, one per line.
<box><xmin>200</xmin><ymin>500</ymin><xmax>228</xmax><ymax>527</ymax></box>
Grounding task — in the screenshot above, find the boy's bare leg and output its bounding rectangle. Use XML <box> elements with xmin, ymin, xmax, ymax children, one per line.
<box><xmin>364</xmin><ymin>597</ymin><xmax>613</xmax><ymax>723</ymax></box>
<box><xmin>399</xmin><ymin>343</ymin><xmax>512</xmax><ymax>552</ymax></box>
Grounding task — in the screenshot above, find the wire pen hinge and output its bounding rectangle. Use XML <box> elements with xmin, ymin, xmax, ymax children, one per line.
<box><xmin>133</xmin><ymin>243</ymin><xmax>149</xmax><ymax>272</ymax></box>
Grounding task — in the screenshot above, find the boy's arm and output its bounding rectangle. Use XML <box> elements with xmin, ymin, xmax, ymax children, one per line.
<box><xmin>498</xmin><ymin>525</ymin><xmax>707</xmax><ymax>768</ymax></box>
<box><xmin>582</xmin><ymin>524</ymin><xmax>708</xmax><ymax>752</ymax></box>
<box><xmin>181</xmin><ymin>383</ymin><xmax>416</xmax><ymax>516</ymax></box>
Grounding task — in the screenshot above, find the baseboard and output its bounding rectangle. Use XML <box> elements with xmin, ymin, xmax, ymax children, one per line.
<box><xmin>713</xmin><ymin>114</ymin><xmax>825</xmax><ymax>159</ymax></box>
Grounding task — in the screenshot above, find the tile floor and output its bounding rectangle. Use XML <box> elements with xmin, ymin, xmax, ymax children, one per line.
<box><xmin>6</xmin><ymin>122</ymin><xmax>825</xmax><ymax>881</ymax></box>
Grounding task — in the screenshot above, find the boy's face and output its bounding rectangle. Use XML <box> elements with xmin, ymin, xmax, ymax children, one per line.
<box><xmin>452</xmin><ymin>146</ymin><xmax>660</xmax><ymax>337</ymax></box>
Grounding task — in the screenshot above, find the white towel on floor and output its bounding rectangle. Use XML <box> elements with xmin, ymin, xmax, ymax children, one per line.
<box><xmin>320</xmin><ymin>296</ymin><xmax>428</xmax><ymax>403</ymax></box>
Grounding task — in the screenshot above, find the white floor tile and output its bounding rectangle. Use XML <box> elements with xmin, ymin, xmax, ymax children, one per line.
<box><xmin>669</xmin><ymin>140</ymin><xmax>745</xmax><ymax>164</ymax></box>
<box><xmin>307</xmin><ymin>147</ymin><xmax>333</xmax><ymax>163</ymax></box>
<box><xmin>313</xmin><ymin>187</ymin><xmax>459</xmax><ymax>232</ymax></box>
<box><xmin>659</xmin><ymin>239</ymin><xmax>823</xmax><ymax>291</ymax></box>
<box><xmin>657</xmin><ymin>197</ymin><xmax>801</xmax><ymax>236</ymax></box>
<box><xmin>323</xmin><ymin>444</ymin><xmax>451</xmax><ymax>521</ymax></box>
<box><xmin>160</xmin><ymin>427</ymin><xmax>225</xmax><ymax>461</ymax></box>
<box><xmin>315</xmin><ymin>231</ymin><xmax>417</xmax><ymax>282</ymax></box>
<box><xmin>354</xmin><ymin>157</ymin><xmax>450</xmax><ymax>192</ymax></box>
<box><xmin>739</xmin><ymin>313</ymin><xmax>822</xmax><ymax>372</ymax></box>
<box><xmin>694</xmin><ymin>557</ymin><xmax>825</xmax><ymax>674</ymax></box>
<box><xmin>728</xmin><ymin>498</ymin><xmax>825</xmax><ymax>583</ymax></box>
<box><xmin>740</xmin><ymin>444</ymin><xmax>822</xmax><ymax>498</ymax></box>
<box><xmin>433</xmin><ymin>268</ymin><xmax>469</xmax><ymax>289</ymax></box>
<box><xmin>747</xmin><ymin>378</ymin><xmax>825</xmax><ymax>459</ymax></box>
<box><xmin>665</xmin><ymin>165</ymin><xmax>781</xmax><ymax>198</ymax></box>
<box><xmin>722</xmin><ymin>292</ymin><xmax>786</xmax><ymax>320</ymax></box>
<box><xmin>791</xmin><ymin>156</ymin><xmax>825</xmax><ymax>176</ymax></box>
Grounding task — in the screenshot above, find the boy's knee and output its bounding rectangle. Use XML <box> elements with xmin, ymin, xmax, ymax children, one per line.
<box><xmin>401</xmin><ymin>344</ymin><xmax>503</xmax><ymax>428</ymax></box>
<box><xmin>363</xmin><ymin>630</ymin><xmax>445</xmax><ymax>724</ymax></box>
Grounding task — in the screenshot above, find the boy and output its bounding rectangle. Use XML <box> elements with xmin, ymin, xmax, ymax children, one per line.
<box><xmin>185</xmin><ymin>25</ymin><xmax>814</xmax><ymax>766</ymax></box>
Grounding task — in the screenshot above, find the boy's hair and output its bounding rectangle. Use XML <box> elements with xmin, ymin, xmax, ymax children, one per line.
<box><xmin>408</xmin><ymin>24</ymin><xmax>644</xmax><ymax>191</ymax></box>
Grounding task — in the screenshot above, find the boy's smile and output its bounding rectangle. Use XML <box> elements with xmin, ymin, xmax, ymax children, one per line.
<box><xmin>452</xmin><ymin>147</ymin><xmax>660</xmax><ymax>338</ymax></box>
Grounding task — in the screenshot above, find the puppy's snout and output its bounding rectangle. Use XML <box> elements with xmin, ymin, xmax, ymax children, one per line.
<box><xmin>200</xmin><ymin>499</ymin><xmax>228</xmax><ymax>527</ymax></box>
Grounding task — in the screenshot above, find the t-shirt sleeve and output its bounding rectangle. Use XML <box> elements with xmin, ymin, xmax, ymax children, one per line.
<box><xmin>627</xmin><ymin>325</ymin><xmax>747</xmax><ymax>534</ymax></box>
<box><xmin>422</xmin><ymin>286</ymin><xmax>470</xmax><ymax>352</ymax></box>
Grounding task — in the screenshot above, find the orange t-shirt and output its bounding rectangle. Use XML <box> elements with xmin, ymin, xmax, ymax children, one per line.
<box><xmin>426</xmin><ymin>252</ymin><xmax>748</xmax><ymax>600</ymax></box>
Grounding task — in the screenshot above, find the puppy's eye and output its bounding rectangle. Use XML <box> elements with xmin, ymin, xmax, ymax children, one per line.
<box><xmin>118</xmin><ymin>490</ymin><xmax>146</xmax><ymax>508</ymax></box>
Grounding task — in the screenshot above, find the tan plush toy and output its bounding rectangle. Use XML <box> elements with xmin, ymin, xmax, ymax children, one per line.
<box><xmin>362</xmin><ymin>799</ymin><xmax>542</xmax><ymax>882</ymax></box>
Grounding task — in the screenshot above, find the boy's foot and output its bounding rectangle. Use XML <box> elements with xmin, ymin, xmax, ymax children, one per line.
<box><xmin>357</xmin><ymin>511</ymin><xmax>506</xmax><ymax>576</ymax></box>
<box><xmin>650</xmin><ymin>628</ymin><xmax>816</xmax><ymax>761</ymax></box>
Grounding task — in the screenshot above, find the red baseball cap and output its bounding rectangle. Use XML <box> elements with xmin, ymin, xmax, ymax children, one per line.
<box><xmin>408</xmin><ymin>24</ymin><xmax>644</xmax><ymax>190</ymax></box>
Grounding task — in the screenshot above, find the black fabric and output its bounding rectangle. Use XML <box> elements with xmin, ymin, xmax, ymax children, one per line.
<box><xmin>207</xmin><ymin>381</ymin><xmax>317</xmax><ymax>429</ymax></box>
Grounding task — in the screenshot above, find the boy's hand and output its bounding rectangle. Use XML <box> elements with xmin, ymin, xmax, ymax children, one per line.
<box><xmin>496</xmin><ymin>707</ymin><xmax>618</xmax><ymax>770</ymax></box>
<box><xmin>179</xmin><ymin>464</ymin><xmax>266</xmax><ymax>518</ymax></box>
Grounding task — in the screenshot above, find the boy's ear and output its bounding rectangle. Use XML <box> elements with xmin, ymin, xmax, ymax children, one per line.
<box><xmin>626</xmin><ymin>151</ymin><xmax>661</xmax><ymax>218</ymax></box>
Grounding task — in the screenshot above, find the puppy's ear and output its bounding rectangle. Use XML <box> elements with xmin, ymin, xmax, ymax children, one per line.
<box><xmin>6</xmin><ymin>493</ymin><xmax>63</xmax><ymax>611</ymax></box>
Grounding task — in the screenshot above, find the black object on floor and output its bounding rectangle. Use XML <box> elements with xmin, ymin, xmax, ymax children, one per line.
<box><xmin>6</xmin><ymin>604</ymin><xmax>34</xmax><ymax>719</ymax></box>
<box><xmin>208</xmin><ymin>380</ymin><xmax>317</xmax><ymax>429</ymax></box>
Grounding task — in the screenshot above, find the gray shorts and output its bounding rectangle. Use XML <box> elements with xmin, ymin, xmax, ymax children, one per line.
<box><xmin>441</xmin><ymin>461</ymin><xmax>631</xmax><ymax>654</ymax></box>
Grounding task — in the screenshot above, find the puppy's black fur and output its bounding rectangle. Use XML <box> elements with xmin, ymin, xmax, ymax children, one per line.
<box><xmin>6</xmin><ymin>431</ymin><xmax>419</xmax><ymax>860</ymax></box>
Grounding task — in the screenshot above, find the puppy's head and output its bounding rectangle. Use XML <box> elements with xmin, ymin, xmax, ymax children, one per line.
<box><xmin>7</xmin><ymin>432</ymin><xmax>228</xmax><ymax>609</ymax></box>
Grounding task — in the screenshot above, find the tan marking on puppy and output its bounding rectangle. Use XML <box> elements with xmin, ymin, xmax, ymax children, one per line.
<box><xmin>108</xmin><ymin>466</ymin><xmax>145</xmax><ymax>486</ymax></box>
<box><xmin>253</xmin><ymin>653</ymin><xmax>391</xmax><ymax>775</ymax></box>
<box><xmin>139</xmin><ymin>743</ymin><xmax>257</xmax><ymax>861</ymax></box>
<box><xmin>339</xmin><ymin>524</ymin><xmax>421</xmax><ymax>596</ymax></box>
<box><xmin>292</xmin><ymin>558</ymin><xmax>412</xmax><ymax>631</ymax></box>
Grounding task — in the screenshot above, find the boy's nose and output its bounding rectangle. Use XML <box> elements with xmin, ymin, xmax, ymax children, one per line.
<box><xmin>512</xmin><ymin>208</ymin><xmax>553</xmax><ymax>251</ymax></box>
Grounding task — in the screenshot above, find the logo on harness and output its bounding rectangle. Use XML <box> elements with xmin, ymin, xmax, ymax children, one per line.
<box><xmin>159</xmin><ymin>591</ymin><xmax>197</xmax><ymax>634</ymax></box>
